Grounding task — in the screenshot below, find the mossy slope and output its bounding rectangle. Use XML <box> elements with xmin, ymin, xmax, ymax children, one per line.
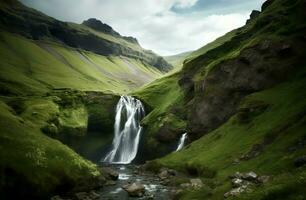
<box><xmin>136</xmin><ymin>0</ymin><xmax>306</xmax><ymax>199</ymax></box>
<box><xmin>0</xmin><ymin>99</ymin><xmax>101</xmax><ymax>199</ymax></box>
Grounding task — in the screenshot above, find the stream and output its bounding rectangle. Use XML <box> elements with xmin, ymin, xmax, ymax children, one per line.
<box><xmin>98</xmin><ymin>96</ymin><xmax>180</xmax><ymax>199</ymax></box>
<box><xmin>99</xmin><ymin>164</ymin><xmax>172</xmax><ymax>199</ymax></box>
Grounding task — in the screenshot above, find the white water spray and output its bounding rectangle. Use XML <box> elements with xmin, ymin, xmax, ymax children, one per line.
<box><xmin>176</xmin><ymin>133</ymin><xmax>188</xmax><ymax>151</ymax></box>
<box><xmin>103</xmin><ymin>96</ymin><xmax>145</xmax><ymax>164</ymax></box>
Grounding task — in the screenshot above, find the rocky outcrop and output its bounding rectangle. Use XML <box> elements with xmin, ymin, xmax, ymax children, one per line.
<box><xmin>183</xmin><ymin>37</ymin><xmax>304</xmax><ymax>139</ymax></box>
<box><xmin>224</xmin><ymin>172</ymin><xmax>270</xmax><ymax>198</ymax></box>
<box><xmin>82</xmin><ymin>18</ymin><xmax>120</xmax><ymax>37</ymax></box>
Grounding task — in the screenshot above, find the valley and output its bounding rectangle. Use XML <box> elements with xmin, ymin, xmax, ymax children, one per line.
<box><xmin>0</xmin><ymin>0</ymin><xmax>306</xmax><ymax>199</ymax></box>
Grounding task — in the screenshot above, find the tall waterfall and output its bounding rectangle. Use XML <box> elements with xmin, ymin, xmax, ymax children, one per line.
<box><xmin>103</xmin><ymin>96</ymin><xmax>145</xmax><ymax>164</ymax></box>
<box><xmin>176</xmin><ymin>133</ymin><xmax>187</xmax><ymax>151</ymax></box>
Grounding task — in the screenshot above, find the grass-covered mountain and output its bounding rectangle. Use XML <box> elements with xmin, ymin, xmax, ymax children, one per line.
<box><xmin>0</xmin><ymin>0</ymin><xmax>172</xmax><ymax>199</ymax></box>
<box><xmin>0</xmin><ymin>0</ymin><xmax>172</xmax><ymax>95</ymax></box>
<box><xmin>135</xmin><ymin>0</ymin><xmax>306</xmax><ymax>199</ymax></box>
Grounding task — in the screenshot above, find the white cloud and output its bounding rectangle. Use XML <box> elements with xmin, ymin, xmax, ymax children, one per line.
<box><xmin>174</xmin><ymin>0</ymin><xmax>198</xmax><ymax>8</ymax></box>
<box><xmin>21</xmin><ymin>0</ymin><xmax>262</xmax><ymax>56</ymax></box>
<box><xmin>114</xmin><ymin>11</ymin><xmax>248</xmax><ymax>55</ymax></box>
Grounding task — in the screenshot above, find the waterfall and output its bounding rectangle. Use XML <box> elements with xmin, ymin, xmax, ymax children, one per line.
<box><xmin>176</xmin><ymin>133</ymin><xmax>187</xmax><ymax>151</ymax></box>
<box><xmin>103</xmin><ymin>96</ymin><xmax>145</xmax><ymax>164</ymax></box>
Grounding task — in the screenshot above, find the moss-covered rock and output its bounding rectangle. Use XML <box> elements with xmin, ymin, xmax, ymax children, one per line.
<box><xmin>0</xmin><ymin>100</ymin><xmax>103</xmax><ymax>199</ymax></box>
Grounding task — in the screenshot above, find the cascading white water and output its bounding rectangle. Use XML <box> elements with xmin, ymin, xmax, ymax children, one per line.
<box><xmin>103</xmin><ymin>96</ymin><xmax>145</xmax><ymax>164</ymax></box>
<box><xmin>176</xmin><ymin>133</ymin><xmax>188</xmax><ymax>151</ymax></box>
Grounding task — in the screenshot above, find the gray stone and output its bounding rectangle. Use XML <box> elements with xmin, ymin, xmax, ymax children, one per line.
<box><xmin>190</xmin><ymin>178</ymin><xmax>203</xmax><ymax>189</ymax></box>
<box><xmin>75</xmin><ymin>192</ymin><xmax>91</xmax><ymax>200</ymax></box>
<box><xmin>224</xmin><ymin>187</ymin><xmax>246</xmax><ymax>198</ymax></box>
<box><xmin>101</xmin><ymin>167</ymin><xmax>119</xmax><ymax>180</ymax></box>
<box><xmin>88</xmin><ymin>191</ymin><xmax>100</xmax><ymax>199</ymax></box>
<box><xmin>241</xmin><ymin>171</ymin><xmax>258</xmax><ymax>181</ymax></box>
<box><xmin>122</xmin><ymin>182</ymin><xmax>145</xmax><ymax>197</ymax></box>
<box><xmin>231</xmin><ymin>178</ymin><xmax>244</xmax><ymax>188</ymax></box>
<box><xmin>158</xmin><ymin>169</ymin><xmax>169</xmax><ymax>180</ymax></box>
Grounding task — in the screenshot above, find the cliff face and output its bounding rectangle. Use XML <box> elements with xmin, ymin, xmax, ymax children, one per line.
<box><xmin>179</xmin><ymin>0</ymin><xmax>306</xmax><ymax>139</ymax></box>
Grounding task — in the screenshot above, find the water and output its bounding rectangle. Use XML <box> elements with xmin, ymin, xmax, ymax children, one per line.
<box><xmin>99</xmin><ymin>165</ymin><xmax>172</xmax><ymax>200</ymax></box>
<box><xmin>176</xmin><ymin>133</ymin><xmax>187</xmax><ymax>151</ymax></box>
<box><xmin>103</xmin><ymin>96</ymin><xmax>145</xmax><ymax>164</ymax></box>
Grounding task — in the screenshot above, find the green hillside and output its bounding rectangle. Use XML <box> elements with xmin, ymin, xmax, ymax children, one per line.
<box><xmin>0</xmin><ymin>0</ymin><xmax>169</xmax><ymax>198</ymax></box>
<box><xmin>136</xmin><ymin>0</ymin><xmax>306</xmax><ymax>199</ymax></box>
<box><xmin>0</xmin><ymin>31</ymin><xmax>162</xmax><ymax>95</ymax></box>
<box><xmin>164</xmin><ymin>29</ymin><xmax>237</xmax><ymax>73</ymax></box>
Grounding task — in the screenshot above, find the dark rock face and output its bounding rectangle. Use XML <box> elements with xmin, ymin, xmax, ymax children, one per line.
<box><xmin>184</xmin><ymin>39</ymin><xmax>301</xmax><ymax>137</ymax></box>
<box><xmin>246</xmin><ymin>10</ymin><xmax>261</xmax><ymax>24</ymax></box>
<box><xmin>82</xmin><ymin>18</ymin><xmax>120</xmax><ymax>36</ymax></box>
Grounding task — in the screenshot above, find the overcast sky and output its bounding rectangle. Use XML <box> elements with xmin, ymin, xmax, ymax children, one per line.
<box><xmin>20</xmin><ymin>0</ymin><xmax>265</xmax><ymax>56</ymax></box>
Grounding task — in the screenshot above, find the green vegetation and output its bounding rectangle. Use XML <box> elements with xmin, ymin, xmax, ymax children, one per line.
<box><xmin>134</xmin><ymin>72</ymin><xmax>187</xmax><ymax>158</ymax></box>
<box><xmin>136</xmin><ymin>0</ymin><xmax>306</xmax><ymax>199</ymax></box>
<box><xmin>157</xmin><ymin>74</ymin><xmax>306</xmax><ymax>199</ymax></box>
<box><xmin>0</xmin><ymin>99</ymin><xmax>101</xmax><ymax>198</ymax></box>
<box><xmin>0</xmin><ymin>31</ymin><xmax>163</xmax><ymax>95</ymax></box>
<box><xmin>164</xmin><ymin>51</ymin><xmax>192</xmax><ymax>70</ymax></box>
<box><xmin>186</xmin><ymin>29</ymin><xmax>237</xmax><ymax>62</ymax></box>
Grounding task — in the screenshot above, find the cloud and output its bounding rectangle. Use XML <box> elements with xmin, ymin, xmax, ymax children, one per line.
<box><xmin>174</xmin><ymin>0</ymin><xmax>198</xmax><ymax>8</ymax></box>
<box><xmin>21</xmin><ymin>0</ymin><xmax>264</xmax><ymax>56</ymax></box>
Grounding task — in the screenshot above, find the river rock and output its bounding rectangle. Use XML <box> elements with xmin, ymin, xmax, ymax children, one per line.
<box><xmin>100</xmin><ymin>167</ymin><xmax>119</xmax><ymax>180</ymax></box>
<box><xmin>122</xmin><ymin>182</ymin><xmax>145</xmax><ymax>197</ymax></box>
<box><xmin>75</xmin><ymin>192</ymin><xmax>91</xmax><ymax>200</ymax></box>
<box><xmin>88</xmin><ymin>191</ymin><xmax>100</xmax><ymax>199</ymax></box>
<box><xmin>50</xmin><ymin>196</ymin><xmax>65</xmax><ymax>200</ymax></box>
<box><xmin>105</xmin><ymin>180</ymin><xmax>116</xmax><ymax>186</ymax></box>
<box><xmin>158</xmin><ymin>169</ymin><xmax>169</xmax><ymax>180</ymax></box>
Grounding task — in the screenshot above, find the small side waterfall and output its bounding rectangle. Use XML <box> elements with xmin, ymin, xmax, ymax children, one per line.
<box><xmin>176</xmin><ymin>133</ymin><xmax>188</xmax><ymax>151</ymax></box>
<box><xmin>103</xmin><ymin>96</ymin><xmax>145</xmax><ymax>164</ymax></box>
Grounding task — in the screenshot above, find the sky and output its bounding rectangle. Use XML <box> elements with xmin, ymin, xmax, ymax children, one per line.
<box><xmin>20</xmin><ymin>0</ymin><xmax>265</xmax><ymax>56</ymax></box>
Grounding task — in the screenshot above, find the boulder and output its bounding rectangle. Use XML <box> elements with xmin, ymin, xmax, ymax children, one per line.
<box><xmin>241</xmin><ymin>171</ymin><xmax>258</xmax><ymax>181</ymax></box>
<box><xmin>231</xmin><ymin>178</ymin><xmax>244</xmax><ymax>188</ymax></box>
<box><xmin>190</xmin><ymin>178</ymin><xmax>204</xmax><ymax>189</ymax></box>
<box><xmin>122</xmin><ymin>182</ymin><xmax>145</xmax><ymax>197</ymax></box>
<box><xmin>105</xmin><ymin>180</ymin><xmax>116</xmax><ymax>186</ymax></box>
<box><xmin>88</xmin><ymin>191</ymin><xmax>100</xmax><ymax>199</ymax></box>
<box><xmin>100</xmin><ymin>167</ymin><xmax>119</xmax><ymax>180</ymax></box>
<box><xmin>158</xmin><ymin>168</ymin><xmax>177</xmax><ymax>180</ymax></box>
<box><xmin>158</xmin><ymin>169</ymin><xmax>169</xmax><ymax>180</ymax></box>
<box><xmin>224</xmin><ymin>186</ymin><xmax>246</xmax><ymax>198</ymax></box>
<box><xmin>75</xmin><ymin>192</ymin><xmax>91</xmax><ymax>200</ymax></box>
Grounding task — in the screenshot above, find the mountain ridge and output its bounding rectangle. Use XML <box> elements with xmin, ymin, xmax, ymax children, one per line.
<box><xmin>0</xmin><ymin>0</ymin><xmax>172</xmax><ymax>72</ymax></box>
